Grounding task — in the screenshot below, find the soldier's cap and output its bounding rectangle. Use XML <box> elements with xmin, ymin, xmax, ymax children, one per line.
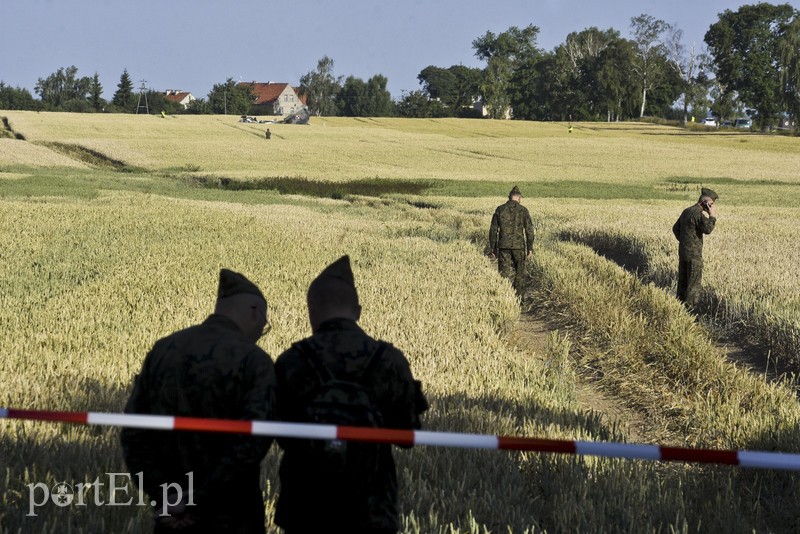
<box><xmin>217</xmin><ymin>269</ymin><xmax>264</xmax><ymax>300</ymax></box>
<box><xmin>700</xmin><ymin>187</ymin><xmax>718</xmax><ymax>201</ymax></box>
<box><xmin>314</xmin><ymin>255</ymin><xmax>356</xmax><ymax>290</ymax></box>
<box><xmin>509</xmin><ymin>185</ymin><xmax>523</xmax><ymax>198</ymax></box>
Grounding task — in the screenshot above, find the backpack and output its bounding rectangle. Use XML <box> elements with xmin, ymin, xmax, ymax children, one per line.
<box><xmin>293</xmin><ymin>340</ymin><xmax>388</xmax><ymax>512</ymax></box>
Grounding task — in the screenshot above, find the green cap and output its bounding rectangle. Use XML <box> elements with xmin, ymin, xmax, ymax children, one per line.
<box><xmin>700</xmin><ymin>187</ymin><xmax>718</xmax><ymax>201</ymax></box>
<box><xmin>509</xmin><ymin>185</ymin><xmax>522</xmax><ymax>198</ymax></box>
<box><xmin>218</xmin><ymin>269</ymin><xmax>264</xmax><ymax>300</ymax></box>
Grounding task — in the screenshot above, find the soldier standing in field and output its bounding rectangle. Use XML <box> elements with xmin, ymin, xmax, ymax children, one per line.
<box><xmin>489</xmin><ymin>185</ymin><xmax>535</xmax><ymax>297</ymax></box>
<box><xmin>274</xmin><ymin>255</ymin><xmax>428</xmax><ymax>533</ymax></box>
<box><xmin>121</xmin><ymin>269</ymin><xmax>276</xmax><ymax>533</ymax></box>
<box><xmin>672</xmin><ymin>187</ymin><xmax>719</xmax><ymax>310</ymax></box>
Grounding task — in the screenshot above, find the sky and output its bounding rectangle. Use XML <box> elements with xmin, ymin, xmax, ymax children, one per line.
<box><xmin>2</xmin><ymin>0</ymin><xmax>799</xmax><ymax>101</ymax></box>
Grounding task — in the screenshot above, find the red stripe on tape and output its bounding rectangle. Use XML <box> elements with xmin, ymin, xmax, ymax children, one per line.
<box><xmin>498</xmin><ymin>436</ymin><xmax>577</xmax><ymax>453</ymax></box>
<box><xmin>8</xmin><ymin>409</ymin><xmax>88</xmax><ymax>424</ymax></box>
<box><xmin>337</xmin><ymin>425</ymin><xmax>415</xmax><ymax>446</ymax></box>
<box><xmin>660</xmin><ymin>446</ymin><xmax>739</xmax><ymax>465</ymax></box>
<box><xmin>174</xmin><ymin>416</ymin><xmax>252</xmax><ymax>434</ymax></box>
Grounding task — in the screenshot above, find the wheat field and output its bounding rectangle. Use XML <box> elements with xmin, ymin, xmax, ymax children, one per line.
<box><xmin>2</xmin><ymin>112</ymin><xmax>800</xmax><ymax>532</ymax></box>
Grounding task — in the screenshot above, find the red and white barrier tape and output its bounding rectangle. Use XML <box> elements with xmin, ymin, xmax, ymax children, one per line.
<box><xmin>3</xmin><ymin>407</ymin><xmax>800</xmax><ymax>470</ymax></box>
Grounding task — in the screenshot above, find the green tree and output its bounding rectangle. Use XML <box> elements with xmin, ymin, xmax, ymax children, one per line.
<box><xmin>417</xmin><ymin>65</ymin><xmax>483</xmax><ymax>116</ymax></box>
<box><xmin>184</xmin><ymin>98</ymin><xmax>211</xmax><ymax>115</ymax></box>
<box><xmin>0</xmin><ymin>82</ymin><xmax>37</xmax><ymax>110</ymax></box>
<box><xmin>35</xmin><ymin>65</ymin><xmax>92</xmax><ymax>110</ymax></box>
<box><xmin>336</xmin><ymin>76</ymin><xmax>368</xmax><ymax>116</ymax></box>
<box><xmin>597</xmin><ymin>37</ymin><xmax>639</xmax><ymax>121</ymax></box>
<box><xmin>207</xmin><ymin>79</ymin><xmax>254</xmax><ymax>115</ymax></box>
<box><xmin>664</xmin><ymin>25</ymin><xmax>710</xmax><ymax>123</ymax></box>
<box><xmin>396</xmin><ymin>90</ymin><xmax>450</xmax><ymax>118</ymax></box>
<box><xmin>89</xmin><ymin>72</ymin><xmax>105</xmax><ymax>111</ymax></box>
<box><xmin>630</xmin><ymin>14</ymin><xmax>670</xmax><ymax>117</ymax></box>
<box><xmin>299</xmin><ymin>56</ymin><xmax>342</xmax><ymax>116</ymax></box>
<box><xmin>705</xmin><ymin>2</ymin><xmax>797</xmax><ymax>130</ymax></box>
<box><xmin>554</xmin><ymin>27</ymin><xmax>626</xmax><ymax>120</ymax></box>
<box><xmin>778</xmin><ymin>14</ymin><xmax>800</xmax><ymax>129</ymax></box>
<box><xmin>112</xmin><ymin>69</ymin><xmax>134</xmax><ymax>110</ymax></box>
<box><xmin>365</xmin><ymin>74</ymin><xmax>394</xmax><ymax>117</ymax></box>
<box><xmin>473</xmin><ymin>24</ymin><xmax>542</xmax><ymax>119</ymax></box>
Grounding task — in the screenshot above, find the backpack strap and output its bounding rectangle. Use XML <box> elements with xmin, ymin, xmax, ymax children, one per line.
<box><xmin>295</xmin><ymin>339</ymin><xmax>389</xmax><ymax>384</ymax></box>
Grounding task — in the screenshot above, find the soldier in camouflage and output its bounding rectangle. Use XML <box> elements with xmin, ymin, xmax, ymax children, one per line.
<box><xmin>121</xmin><ymin>269</ymin><xmax>276</xmax><ymax>533</ymax></box>
<box><xmin>274</xmin><ymin>255</ymin><xmax>428</xmax><ymax>533</ymax></box>
<box><xmin>672</xmin><ymin>188</ymin><xmax>718</xmax><ymax>310</ymax></box>
<box><xmin>489</xmin><ymin>185</ymin><xmax>535</xmax><ymax>297</ymax></box>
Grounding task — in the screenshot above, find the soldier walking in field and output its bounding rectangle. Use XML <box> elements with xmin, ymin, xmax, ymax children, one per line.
<box><xmin>274</xmin><ymin>255</ymin><xmax>428</xmax><ymax>533</ymax></box>
<box><xmin>672</xmin><ymin>187</ymin><xmax>719</xmax><ymax>310</ymax></box>
<box><xmin>489</xmin><ymin>185</ymin><xmax>535</xmax><ymax>297</ymax></box>
<box><xmin>121</xmin><ymin>269</ymin><xmax>276</xmax><ymax>533</ymax></box>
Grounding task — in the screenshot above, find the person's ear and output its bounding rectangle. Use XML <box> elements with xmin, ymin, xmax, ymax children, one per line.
<box><xmin>354</xmin><ymin>305</ymin><xmax>362</xmax><ymax>322</ymax></box>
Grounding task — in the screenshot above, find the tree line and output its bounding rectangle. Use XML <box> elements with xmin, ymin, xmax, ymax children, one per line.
<box><xmin>1</xmin><ymin>3</ymin><xmax>798</xmax><ymax>131</ymax></box>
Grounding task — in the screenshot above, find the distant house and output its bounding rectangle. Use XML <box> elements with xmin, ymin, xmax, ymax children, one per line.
<box><xmin>163</xmin><ymin>90</ymin><xmax>196</xmax><ymax>109</ymax></box>
<box><xmin>238</xmin><ymin>82</ymin><xmax>306</xmax><ymax>116</ymax></box>
<box><xmin>473</xmin><ymin>98</ymin><xmax>512</xmax><ymax>120</ymax></box>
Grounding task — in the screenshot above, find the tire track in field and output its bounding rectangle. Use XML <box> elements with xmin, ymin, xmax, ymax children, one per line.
<box><xmin>506</xmin><ymin>310</ymin><xmax>650</xmax><ymax>443</ymax></box>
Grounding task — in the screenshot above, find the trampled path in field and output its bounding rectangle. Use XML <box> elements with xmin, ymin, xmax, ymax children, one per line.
<box><xmin>507</xmin><ymin>311</ymin><xmax>651</xmax><ymax>444</ymax></box>
<box><xmin>508</xmin><ymin>304</ymin><xmax>795</xmax><ymax>450</ymax></box>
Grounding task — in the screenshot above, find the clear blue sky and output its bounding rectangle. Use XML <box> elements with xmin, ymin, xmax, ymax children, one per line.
<box><xmin>2</xmin><ymin>0</ymin><xmax>798</xmax><ymax>100</ymax></box>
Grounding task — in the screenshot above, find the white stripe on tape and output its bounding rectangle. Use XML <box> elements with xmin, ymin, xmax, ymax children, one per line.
<box><xmin>738</xmin><ymin>451</ymin><xmax>800</xmax><ymax>470</ymax></box>
<box><xmin>89</xmin><ymin>412</ymin><xmax>175</xmax><ymax>430</ymax></box>
<box><xmin>576</xmin><ymin>441</ymin><xmax>661</xmax><ymax>461</ymax></box>
<box><xmin>414</xmin><ymin>431</ymin><xmax>499</xmax><ymax>449</ymax></box>
<box><xmin>252</xmin><ymin>421</ymin><xmax>337</xmax><ymax>440</ymax></box>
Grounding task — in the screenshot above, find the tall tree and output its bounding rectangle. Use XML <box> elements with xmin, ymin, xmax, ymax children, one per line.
<box><xmin>336</xmin><ymin>76</ymin><xmax>368</xmax><ymax>116</ymax></box>
<box><xmin>473</xmin><ymin>24</ymin><xmax>542</xmax><ymax>119</ymax></box>
<box><xmin>630</xmin><ymin>14</ymin><xmax>670</xmax><ymax>117</ymax></box>
<box><xmin>778</xmin><ymin>14</ymin><xmax>800</xmax><ymax>129</ymax></box>
<box><xmin>89</xmin><ymin>72</ymin><xmax>104</xmax><ymax>111</ymax></box>
<box><xmin>554</xmin><ymin>27</ymin><xmax>625</xmax><ymax>120</ymax></box>
<box><xmin>35</xmin><ymin>65</ymin><xmax>92</xmax><ymax>110</ymax></box>
<box><xmin>207</xmin><ymin>79</ymin><xmax>254</xmax><ymax>115</ymax></box>
<box><xmin>112</xmin><ymin>69</ymin><xmax>134</xmax><ymax>110</ymax></box>
<box><xmin>597</xmin><ymin>37</ymin><xmax>639</xmax><ymax>121</ymax></box>
<box><xmin>664</xmin><ymin>25</ymin><xmax>710</xmax><ymax>123</ymax></box>
<box><xmin>418</xmin><ymin>65</ymin><xmax>482</xmax><ymax>117</ymax></box>
<box><xmin>299</xmin><ymin>56</ymin><xmax>342</xmax><ymax>116</ymax></box>
<box><xmin>705</xmin><ymin>3</ymin><xmax>797</xmax><ymax>130</ymax></box>
<box><xmin>365</xmin><ymin>74</ymin><xmax>394</xmax><ymax>117</ymax></box>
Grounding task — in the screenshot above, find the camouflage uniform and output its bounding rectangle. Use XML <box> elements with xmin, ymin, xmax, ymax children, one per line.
<box><xmin>489</xmin><ymin>187</ymin><xmax>535</xmax><ymax>296</ymax></box>
<box><xmin>672</xmin><ymin>200</ymin><xmax>717</xmax><ymax>309</ymax></box>
<box><xmin>121</xmin><ymin>314</ymin><xmax>276</xmax><ymax>533</ymax></box>
<box><xmin>274</xmin><ymin>318</ymin><xmax>427</xmax><ymax>532</ymax></box>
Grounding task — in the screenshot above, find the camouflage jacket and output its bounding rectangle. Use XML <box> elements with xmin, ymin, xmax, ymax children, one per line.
<box><xmin>489</xmin><ymin>200</ymin><xmax>535</xmax><ymax>252</ymax></box>
<box><xmin>120</xmin><ymin>314</ymin><xmax>276</xmax><ymax>528</ymax></box>
<box><xmin>274</xmin><ymin>318</ymin><xmax>428</xmax><ymax>531</ymax></box>
<box><xmin>672</xmin><ymin>203</ymin><xmax>716</xmax><ymax>261</ymax></box>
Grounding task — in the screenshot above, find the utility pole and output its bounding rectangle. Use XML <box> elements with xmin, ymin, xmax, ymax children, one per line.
<box><xmin>136</xmin><ymin>80</ymin><xmax>149</xmax><ymax>114</ymax></box>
